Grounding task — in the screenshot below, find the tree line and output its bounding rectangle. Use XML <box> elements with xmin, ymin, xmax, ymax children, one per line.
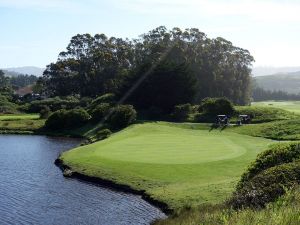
<box><xmin>0</xmin><ymin>70</ymin><xmax>38</xmax><ymax>92</ymax></box>
<box><xmin>41</xmin><ymin>26</ymin><xmax>254</xmax><ymax>113</ymax></box>
<box><xmin>252</xmin><ymin>86</ymin><xmax>300</xmax><ymax>101</ymax></box>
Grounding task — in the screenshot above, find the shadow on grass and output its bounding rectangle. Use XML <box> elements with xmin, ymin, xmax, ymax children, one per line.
<box><xmin>209</xmin><ymin>123</ymin><xmax>229</xmax><ymax>132</ymax></box>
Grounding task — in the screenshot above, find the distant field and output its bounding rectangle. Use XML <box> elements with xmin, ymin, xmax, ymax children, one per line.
<box><xmin>61</xmin><ymin>122</ymin><xmax>273</xmax><ymax>210</ymax></box>
<box><xmin>0</xmin><ymin>114</ymin><xmax>39</xmax><ymax>121</ymax></box>
<box><xmin>252</xmin><ymin>101</ymin><xmax>300</xmax><ymax>114</ymax></box>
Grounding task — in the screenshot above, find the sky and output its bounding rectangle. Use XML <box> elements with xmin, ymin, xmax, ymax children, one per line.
<box><xmin>0</xmin><ymin>0</ymin><xmax>299</xmax><ymax>68</ymax></box>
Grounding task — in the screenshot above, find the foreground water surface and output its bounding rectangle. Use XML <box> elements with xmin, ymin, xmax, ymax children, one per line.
<box><xmin>0</xmin><ymin>135</ymin><xmax>166</xmax><ymax>225</ymax></box>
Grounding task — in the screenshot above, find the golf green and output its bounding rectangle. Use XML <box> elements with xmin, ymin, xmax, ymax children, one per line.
<box><xmin>61</xmin><ymin>122</ymin><xmax>273</xmax><ymax>209</ymax></box>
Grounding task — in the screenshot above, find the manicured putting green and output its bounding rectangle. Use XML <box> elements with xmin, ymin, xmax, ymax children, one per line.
<box><xmin>92</xmin><ymin>124</ymin><xmax>247</xmax><ymax>164</ymax></box>
<box><xmin>61</xmin><ymin>122</ymin><xmax>273</xmax><ymax>209</ymax></box>
<box><xmin>252</xmin><ymin>101</ymin><xmax>300</xmax><ymax>114</ymax></box>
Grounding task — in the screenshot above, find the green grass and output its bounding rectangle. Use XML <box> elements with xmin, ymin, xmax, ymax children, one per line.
<box><xmin>234</xmin><ymin>105</ymin><xmax>298</xmax><ymax>123</ymax></box>
<box><xmin>0</xmin><ymin>114</ymin><xmax>40</xmax><ymax>121</ymax></box>
<box><xmin>229</xmin><ymin>120</ymin><xmax>300</xmax><ymax>140</ymax></box>
<box><xmin>60</xmin><ymin>122</ymin><xmax>273</xmax><ymax>210</ymax></box>
<box><xmin>155</xmin><ymin>187</ymin><xmax>300</xmax><ymax>225</ymax></box>
<box><xmin>0</xmin><ymin>114</ymin><xmax>44</xmax><ymax>133</ymax></box>
<box><xmin>0</xmin><ymin>113</ymin><xmax>102</xmax><ymax>138</ymax></box>
<box><xmin>252</xmin><ymin>101</ymin><xmax>300</xmax><ymax>114</ymax></box>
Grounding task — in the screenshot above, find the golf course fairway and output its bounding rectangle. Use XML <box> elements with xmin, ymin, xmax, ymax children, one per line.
<box><xmin>60</xmin><ymin>122</ymin><xmax>273</xmax><ymax>210</ymax></box>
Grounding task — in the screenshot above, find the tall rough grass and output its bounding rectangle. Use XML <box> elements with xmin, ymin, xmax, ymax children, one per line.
<box><xmin>155</xmin><ymin>187</ymin><xmax>300</xmax><ymax>225</ymax></box>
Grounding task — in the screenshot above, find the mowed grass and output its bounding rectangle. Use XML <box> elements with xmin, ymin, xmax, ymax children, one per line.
<box><xmin>0</xmin><ymin>114</ymin><xmax>39</xmax><ymax>121</ymax></box>
<box><xmin>0</xmin><ymin>114</ymin><xmax>44</xmax><ymax>132</ymax></box>
<box><xmin>252</xmin><ymin>101</ymin><xmax>300</xmax><ymax>114</ymax></box>
<box><xmin>61</xmin><ymin>122</ymin><xmax>273</xmax><ymax>210</ymax></box>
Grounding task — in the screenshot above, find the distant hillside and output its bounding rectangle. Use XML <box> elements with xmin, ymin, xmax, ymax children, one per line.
<box><xmin>254</xmin><ymin>71</ymin><xmax>300</xmax><ymax>94</ymax></box>
<box><xmin>2</xmin><ymin>70</ymin><xmax>22</xmax><ymax>77</ymax></box>
<box><xmin>2</xmin><ymin>66</ymin><xmax>44</xmax><ymax>77</ymax></box>
<box><xmin>252</xmin><ymin>66</ymin><xmax>300</xmax><ymax>76</ymax></box>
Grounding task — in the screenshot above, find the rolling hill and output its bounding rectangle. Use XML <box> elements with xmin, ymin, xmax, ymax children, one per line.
<box><xmin>254</xmin><ymin>71</ymin><xmax>300</xmax><ymax>94</ymax></box>
<box><xmin>2</xmin><ymin>66</ymin><xmax>44</xmax><ymax>77</ymax></box>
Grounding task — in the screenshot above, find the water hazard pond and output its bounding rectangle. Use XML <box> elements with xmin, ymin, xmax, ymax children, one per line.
<box><xmin>0</xmin><ymin>135</ymin><xmax>166</xmax><ymax>225</ymax></box>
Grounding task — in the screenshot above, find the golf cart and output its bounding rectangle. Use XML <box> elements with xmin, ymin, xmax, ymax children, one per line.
<box><xmin>216</xmin><ymin>115</ymin><xmax>230</xmax><ymax>126</ymax></box>
<box><xmin>237</xmin><ymin>114</ymin><xmax>251</xmax><ymax>125</ymax></box>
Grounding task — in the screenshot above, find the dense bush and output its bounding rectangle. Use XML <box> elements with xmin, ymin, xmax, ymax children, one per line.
<box><xmin>194</xmin><ymin>113</ymin><xmax>216</xmax><ymax>123</ymax></box>
<box><xmin>238</xmin><ymin>142</ymin><xmax>300</xmax><ymax>189</ymax></box>
<box><xmin>0</xmin><ymin>94</ymin><xmax>18</xmax><ymax>114</ymax></box>
<box><xmin>230</xmin><ymin>161</ymin><xmax>300</xmax><ymax>209</ymax></box>
<box><xmin>45</xmin><ymin>108</ymin><xmax>90</xmax><ymax>130</ymax></box>
<box><xmin>39</xmin><ymin>106</ymin><xmax>51</xmax><ymax>119</ymax></box>
<box><xmin>108</xmin><ymin>105</ymin><xmax>136</xmax><ymax>129</ymax></box>
<box><xmin>79</xmin><ymin>97</ymin><xmax>93</xmax><ymax>108</ymax></box>
<box><xmin>28</xmin><ymin>96</ymin><xmax>81</xmax><ymax>113</ymax></box>
<box><xmin>171</xmin><ymin>104</ymin><xmax>192</xmax><ymax>122</ymax></box>
<box><xmin>89</xmin><ymin>103</ymin><xmax>111</xmax><ymax>123</ymax></box>
<box><xmin>95</xmin><ymin>128</ymin><xmax>112</xmax><ymax>140</ymax></box>
<box><xmin>230</xmin><ymin>142</ymin><xmax>300</xmax><ymax>209</ymax></box>
<box><xmin>90</xmin><ymin>93</ymin><xmax>116</xmax><ymax>108</ymax></box>
<box><xmin>199</xmin><ymin>98</ymin><xmax>235</xmax><ymax>116</ymax></box>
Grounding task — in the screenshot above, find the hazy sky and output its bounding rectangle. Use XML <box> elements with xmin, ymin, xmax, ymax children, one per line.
<box><xmin>0</xmin><ymin>0</ymin><xmax>299</xmax><ymax>68</ymax></box>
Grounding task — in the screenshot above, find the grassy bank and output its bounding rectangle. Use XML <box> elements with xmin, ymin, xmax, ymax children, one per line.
<box><xmin>252</xmin><ymin>101</ymin><xmax>300</xmax><ymax>114</ymax></box>
<box><xmin>0</xmin><ymin>113</ymin><xmax>101</xmax><ymax>138</ymax></box>
<box><xmin>229</xmin><ymin>120</ymin><xmax>300</xmax><ymax>140</ymax></box>
<box><xmin>60</xmin><ymin>122</ymin><xmax>273</xmax><ymax>210</ymax></box>
<box><xmin>155</xmin><ymin>186</ymin><xmax>300</xmax><ymax>225</ymax></box>
<box><xmin>0</xmin><ymin>114</ymin><xmax>44</xmax><ymax>134</ymax></box>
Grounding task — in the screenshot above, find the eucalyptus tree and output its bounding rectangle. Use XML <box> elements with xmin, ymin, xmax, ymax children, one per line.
<box><xmin>43</xmin><ymin>26</ymin><xmax>254</xmax><ymax>107</ymax></box>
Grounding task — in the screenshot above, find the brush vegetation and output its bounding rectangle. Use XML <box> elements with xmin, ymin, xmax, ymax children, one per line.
<box><xmin>155</xmin><ymin>186</ymin><xmax>300</xmax><ymax>225</ymax></box>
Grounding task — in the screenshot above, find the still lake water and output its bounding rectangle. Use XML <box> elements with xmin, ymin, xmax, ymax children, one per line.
<box><xmin>0</xmin><ymin>135</ymin><xmax>166</xmax><ymax>225</ymax></box>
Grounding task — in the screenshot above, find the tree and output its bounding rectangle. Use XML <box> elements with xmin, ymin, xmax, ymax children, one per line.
<box><xmin>123</xmin><ymin>61</ymin><xmax>197</xmax><ymax>114</ymax></box>
<box><xmin>42</xmin><ymin>27</ymin><xmax>254</xmax><ymax>107</ymax></box>
<box><xmin>0</xmin><ymin>70</ymin><xmax>12</xmax><ymax>95</ymax></box>
<box><xmin>43</xmin><ymin>34</ymin><xmax>133</xmax><ymax>97</ymax></box>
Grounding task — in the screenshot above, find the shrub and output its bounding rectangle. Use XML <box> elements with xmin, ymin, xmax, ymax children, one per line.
<box><xmin>199</xmin><ymin>97</ymin><xmax>235</xmax><ymax>116</ymax></box>
<box><xmin>90</xmin><ymin>103</ymin><xmax>111</xmax><ymax>123</ymax></box>
<box><xmin>230</xmin><ymin>142</ymin><xmax>300</xmax><ymax>209</ymax></box>
<box><xmin>237</xmin><ymin>142</ymin><xmax>300</xmax><ymax>190</ymax></box>
<box><xmin>95</xmin><ymin>128</ymin><xmax>112</xmax><ymax>140</ymax></box>
<box><xmin>45</xmin><ymin>108</ymin><xmax>90</xmax><ymax>130</ymax></box>
<box><xmin>0</xmin><ymin>94</ymin><xmax>18</xmax><ymax>114</ymax></box>
<box><xmin>90</xmin><ymin>93</ymin><xmax>116</xmax><ymax>108</ymax></box>
<box><xmin>171</xmin><ymin>103</ymin><xmax>192</xmax><ymax>121</ymax></box>
<box><xmin>79</xmin><ymin>97</ymin><xmax>93</xmax><ymax>107</ymax></box>
<box><xmin>108</xmin><ymin>105</ymin><xmax>136</xmax><ymax>129</ymax></box>
<box><xmin>39</xmin><ymin>106</ymin><xmax>51</xmax><ymax>119</ymax></box>
<box><xmin>28</xmin><ymin>96</ymin><xmax>80</xmax><ymax>113</ymax></box>
<box><xmin>194</xmin><ymin>113</ymin><xmax>216</xmax><ymax>123</ymax></box>
<box><xmin>230</xmin><ymin>161</ymin><xmax>300</xmax><ymax>209</ymax></box>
